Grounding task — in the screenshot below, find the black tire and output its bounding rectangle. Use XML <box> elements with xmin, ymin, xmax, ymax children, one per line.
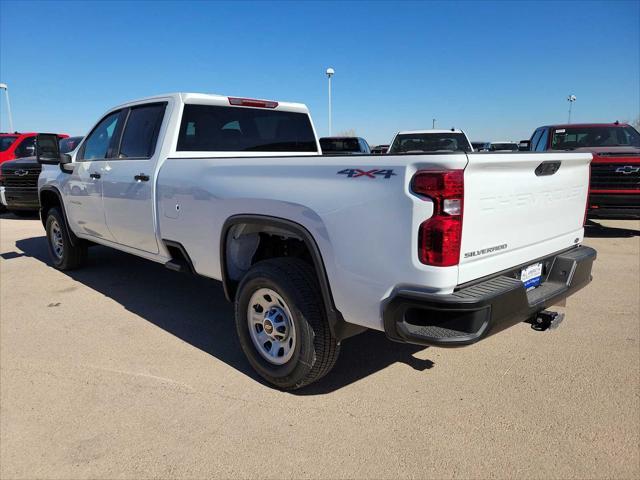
<box><xmin>235</xmin><ymin>258</ymin><xmax>340</xmax><ymax>390</ymax></box>
<box><xmin>45</xmin><ymin>207</ymin><xmax>87</xmax><ymax>270</ymax></box>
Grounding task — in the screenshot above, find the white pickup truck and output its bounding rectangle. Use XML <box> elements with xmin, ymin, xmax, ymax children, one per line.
<box><xmin>36</xmin><ymin>93</ymin><xmax>596</xmax><ymax>390</ymax></box>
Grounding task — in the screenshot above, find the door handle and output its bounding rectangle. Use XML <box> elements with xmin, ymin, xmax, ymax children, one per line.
<box><xmin>134</xmin><ymin>173</ymin><xmax>150</xmax><ymax>182</ymax></box>
<box><xmin>90</xmin><ymin>172</ymin><xmax>101</xmax><ymax>179</ymax></box>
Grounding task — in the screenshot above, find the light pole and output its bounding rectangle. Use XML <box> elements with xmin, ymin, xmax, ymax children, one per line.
<box><xmin>567</xmin><ymin>95</ymin><xmax>576</xmax><ymax>124</ymax></box>
<box><xmin>432</xmin><ymin>118</ymin><xmax>436</xmax><ymax>129</ymax></box>
<box><xmin>0</xmin><ymin>83</ymin><xmax>14</xmax><ymax>132</ymax></box>
<box><xmin>326</xmin><ymin>68</ymin><xmax>334</xmax><ymax>136</ymax></box>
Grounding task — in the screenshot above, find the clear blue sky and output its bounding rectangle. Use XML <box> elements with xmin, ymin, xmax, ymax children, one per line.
<box><xmin>0</xmin><ymin>0</ymin><xmax>638</xmax><ymax>144</ymax></box>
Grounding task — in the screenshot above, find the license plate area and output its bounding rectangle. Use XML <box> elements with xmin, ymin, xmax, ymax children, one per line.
<box><xmin>520</xmin><ymin>262</ymin><xmax>543</xmax><ymax>290</ymax></box>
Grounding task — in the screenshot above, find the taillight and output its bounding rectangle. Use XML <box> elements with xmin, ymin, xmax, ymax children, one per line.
<box><xmin>412</xmin><ymin>170</ymin><xmax>464</xmax><ymax>267</ymax></box>
<box><xmin>228</xmin><ymin>97</ymin><xmax>278</xmax><ymax>109</ymax></box>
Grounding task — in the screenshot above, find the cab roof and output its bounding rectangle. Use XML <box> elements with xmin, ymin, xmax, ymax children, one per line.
<box><xmin>397</xmin><ymin>129</ymin><xmax>464</xmax><ymax>134</ymax></box>
<box><xmin>111</xmin><ymin>92</ymin><xmax>310</xmax><ymax>114</ymax></box>
<box><xmin>542</xmin><ymin>123</ymin><xmax>630</xmax><ymax>129</ymax></box>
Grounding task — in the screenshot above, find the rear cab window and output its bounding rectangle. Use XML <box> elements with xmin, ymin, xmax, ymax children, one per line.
<box><xmin>320</xmin><ymin>137</ymin><xmax>364</xmax><ymax>153</ymax></box>
<box><xmin>389</xmin><ymin>133</ymin><xmax>472</xmax><ymax>153</ymax></box>
<box><xmin>177</xmin><ymin>104</ymin><xmax>318</xmax><ymax>153</ymax></box>
<box><xmin>14</xmin><ymin>136</ymin><xmax>36</xmax><ymax>158</ymax></box>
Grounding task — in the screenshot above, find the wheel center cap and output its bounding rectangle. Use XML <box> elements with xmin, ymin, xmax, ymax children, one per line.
<box><xmin>263</xmin><ymin>319</ymin><xmax>274</xmax><ymax>335</ymax></box>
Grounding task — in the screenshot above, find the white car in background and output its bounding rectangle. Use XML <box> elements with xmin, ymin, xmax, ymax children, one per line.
<box><xmin>488</xmin><ymin>141</ymin><xmax>520</xmax><ymax>152</ymax></box>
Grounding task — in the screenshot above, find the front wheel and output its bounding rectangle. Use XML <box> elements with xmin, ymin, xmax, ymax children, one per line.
<box><xmin>45</xmin><ymin>207</ymin><xmax>87</xmax><ymax>270</ymax></box>
<box><xmin>235</xmin><ymin>258</ymin><xmax>340</xmax><ymax>390</ymax></box>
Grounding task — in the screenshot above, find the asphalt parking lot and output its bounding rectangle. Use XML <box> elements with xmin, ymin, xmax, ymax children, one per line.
<box><xmin>0</xmin><ymin>213</ymin><xmax>638</xmax><ymax>479</ymax></box>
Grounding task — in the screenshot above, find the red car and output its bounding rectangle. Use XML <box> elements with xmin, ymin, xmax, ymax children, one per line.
<box><xmin>528</xmin><ymin>122</ymin><xmax>640</xmax><ymax>220</ymax></box>
<box><xmin>0</xmin><ymin>132</ymin><xmax>69</xmax><ymax>165</ymax></box>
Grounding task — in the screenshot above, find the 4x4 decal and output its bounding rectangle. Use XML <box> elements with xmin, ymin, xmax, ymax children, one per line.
<box><xmin>337</xmin><ymin>168</ymin><xmax>396</xmax><ymax>179</ymax></box>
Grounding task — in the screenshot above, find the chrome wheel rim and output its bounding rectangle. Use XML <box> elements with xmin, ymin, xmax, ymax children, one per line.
<box><xmin>247</xmin><ymin>288</ymin><xmax>296</xmax><ymax>365</ymax></box>
<box><xmin>50</xmin><ymin>219</ymin><xmax>64</xmax><ymax>260</ymax></box>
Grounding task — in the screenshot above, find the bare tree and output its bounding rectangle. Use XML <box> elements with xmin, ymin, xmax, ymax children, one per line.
<box><xmin>336</xmin><ymin>128</ymin><xmax>357</xmax><ymax>137</ymax></box>
<box><xmin>632</xmin><ymin>117</ymin><xmax>640</xmax><ymax>131</ymax></box>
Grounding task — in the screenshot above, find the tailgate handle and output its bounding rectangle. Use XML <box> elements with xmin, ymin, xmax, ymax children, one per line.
<box><xmin>535</xmin><ymin>161</ymin><xmax>561</xmax><ymax>176</ymax></box>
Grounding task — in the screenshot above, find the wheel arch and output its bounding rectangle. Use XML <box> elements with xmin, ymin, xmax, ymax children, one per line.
<box><xmin>220</xmin><ymin>214</ymin><xmax>364</xmax><ymax>341</ymax></box>
<box><xmin>39</xmin><ymin>186</ymin><xmax>79</xmax><ymax>246</ymax></box>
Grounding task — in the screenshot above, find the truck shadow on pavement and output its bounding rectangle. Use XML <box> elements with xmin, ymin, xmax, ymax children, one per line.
<box><xmin>0</xmin><ymin>211</ymin><xmax>39</xmax><ymax>220</ymax></box>
<box><xmin>584</xmin><ymin>221</ymin><xmax>640</xmax><ymax>238</ymax></box>
<box><xmin>13</xmin><ymin>236</ymin><xmax>434</xmax><ymax>394</ymax></box>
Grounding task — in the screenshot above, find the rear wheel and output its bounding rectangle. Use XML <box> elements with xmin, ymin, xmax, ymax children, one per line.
<box><xmin>45</xmin><ymin>207</ymin><xmax>87</xmax><ymax>270</ymax></box>
<box><xmin>235</xmin><ymin>258</ymin><xmax>340</xmax><ymax>390</ymax></box>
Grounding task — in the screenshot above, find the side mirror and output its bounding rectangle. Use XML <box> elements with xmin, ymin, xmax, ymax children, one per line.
<box><xmin>36</xmin><ymin>134</ymin><xmax>61</xmax><ymax>164</ymax></box>
<box><xmin>518</xmin><ymin>140</ymin><xmax>531</xmax><ymax>151</ymax></box>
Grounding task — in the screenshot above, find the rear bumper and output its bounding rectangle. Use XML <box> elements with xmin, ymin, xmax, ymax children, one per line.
<box><xmin>588</xmin><ymin>193</ymin><xmax>640</xmax><ymax>219</ymax></box>
<box><xmin>383</xmin><ymin>246</ymin><xmax>596</xmax><ymax>347</ymax></box>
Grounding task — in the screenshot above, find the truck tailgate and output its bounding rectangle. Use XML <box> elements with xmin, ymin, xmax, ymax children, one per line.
<box><xmin>458</xmin><ymin>152</ymin><xmax>592</xmax><ymax>284</ymax></box>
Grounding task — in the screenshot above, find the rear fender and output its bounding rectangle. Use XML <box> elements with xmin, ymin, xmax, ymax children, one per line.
<box><xmin>220</xmin><ymin>214</ymin><xmax>364</xmax><ymax>341</ymax></box>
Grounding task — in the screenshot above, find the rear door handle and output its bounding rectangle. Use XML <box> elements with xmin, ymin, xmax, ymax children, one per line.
<box><xmin>134</xmin><ymin>174</ymin><xmax>150</xmax><ymax>182</ymax></box>
<box><xmin>90</xmin><ymin>172</ymin><xmax>101</xmax><ymax>179</ymax></box>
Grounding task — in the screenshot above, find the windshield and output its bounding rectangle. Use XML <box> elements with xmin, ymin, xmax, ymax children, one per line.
<box><xmin>320</xmin><ymin>137</ymin><xmax>362</xmax><ymax>153</ymax></box>
<box><xmin>0</xmin><ymin>136</ymin><xmax>18</xmax><ymax>152</ymax></box>
<box><xmin>551</xmin><ymin>126</ymin><xmax>640</xmax><ymax>150</ymax></box>
<box><xmin>490</xmin><ymin>143</ymin><xmax>519</xmax><ymax>151</ymax></box>
<box><xmin>389</xmin><ymin>133</ymin><xmax>472</xmax><ymax>153</ymax></box>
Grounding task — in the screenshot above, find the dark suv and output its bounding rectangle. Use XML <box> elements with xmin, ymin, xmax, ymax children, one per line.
<box><xmin>0</xmin><ymin>136</ymin><xmax>83</xmax><ymax>215</ymax></box>
<box><xmin>528</xmin><ymin>123</ymin><xmax>640</xmax><ymax>220</ymax></box>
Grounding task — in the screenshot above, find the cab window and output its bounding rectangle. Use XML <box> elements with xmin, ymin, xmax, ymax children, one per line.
<box><xmin>80</xmin><ymin>111</ymin><xmax>122</xmax><ymax>161</ymax></box>
<box><xmin>14</xmin><ymin>136</ymin><xmax>36</xmax><ymax>158</ymax></box>
<box><xmin>535</xmin><ymin>129</ymin><xmax>549</xmax><ymax>151</ymax></box>
<box><xmin>529</xmin><ymin>129</ymin><xmax>543</xmax><ymax>151</ymax></box>
<box><xmin>117</xmin><ymin>103</ymin><xmax>166</xmax><ymax>159</ymax></box>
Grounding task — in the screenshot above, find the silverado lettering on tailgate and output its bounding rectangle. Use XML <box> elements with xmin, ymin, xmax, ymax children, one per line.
<box><xmin>464</xmin><ymin>243</ymin><xmax>508</xmax><ymax>259</ymax></box>
<box><xmin>478</xmin><ymin>185</ymin><xmax>584</xmax><ymax>212</ymax></box>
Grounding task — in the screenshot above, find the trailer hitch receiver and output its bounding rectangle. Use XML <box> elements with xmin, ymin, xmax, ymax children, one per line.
<box><xmin>528</xmin><ymin>310</ymin><xmax>565</xmax><ymax>331</ymax></box>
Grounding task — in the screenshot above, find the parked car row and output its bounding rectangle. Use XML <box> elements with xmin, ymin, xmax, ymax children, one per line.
<box><xmin>0</xmin><ymin>135</ymin><xmax>82</xmax><ymax>214</ymax></box>
<box><xmin>319</xmin><ymin>121</ymin><xmax>639</xmax><ymax>220</ymax></box>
